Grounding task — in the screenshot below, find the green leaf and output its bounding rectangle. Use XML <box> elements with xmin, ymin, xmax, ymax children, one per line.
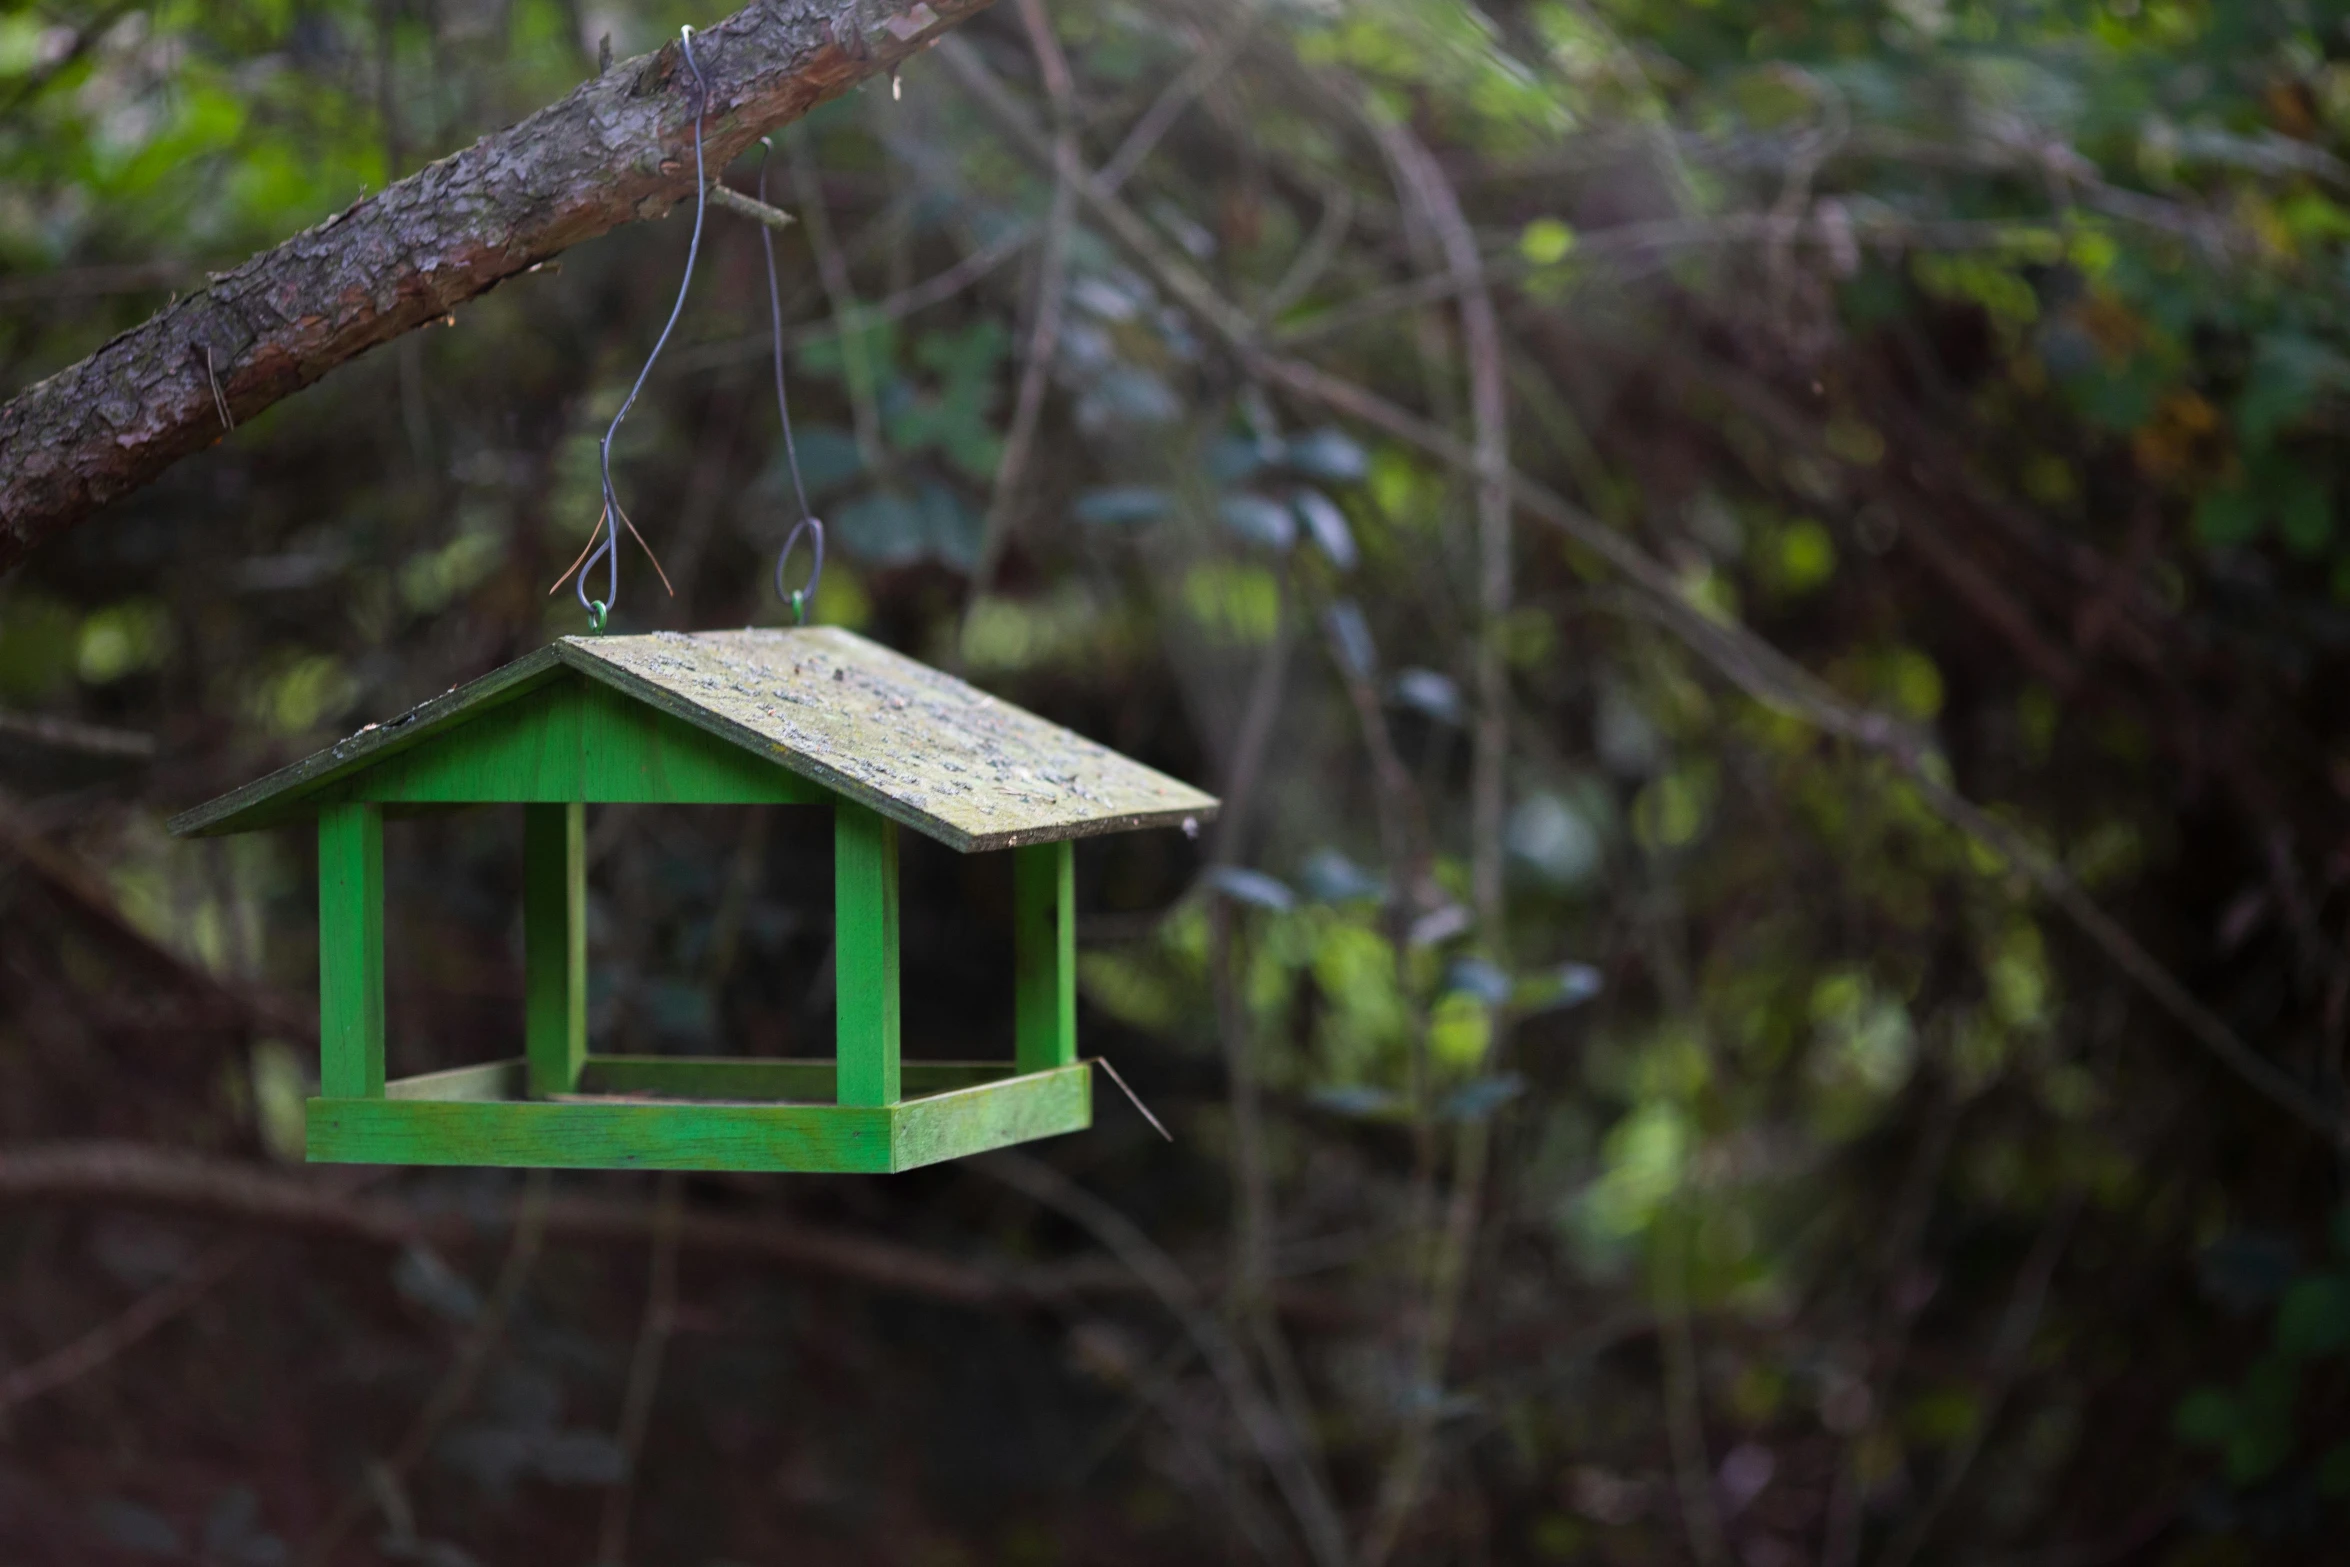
<box><xmin>832</xmin><ymin>482</ymin><xmax>982</xmax><ymax>568</ymax></box>
<box><xmin>2193</xmin><ymin>482</ymin><xmax>2262</xmax><ymax>548</ymax></box>
<box><xmin>1221</xmin><ymin>493</ymin><xmax>1297</xmax><ymax>552</ymax></box>
<box><xmin>2319</xmin><ymin>1443</ymin><xmax>2350</xmax><ymax>1498</ymax></box>
<box><xmin>1072</xmin><ymin>487</ymin><xmax>1172</xmax><ymax>526</ymax></box>
<box><xmin>1286</xmin><ymin>429</ymin><xmax>1370</xmax><ymax>484</ymax></box>
<box><xmin>1438</xmin><ymin>1073</ymin><xmax>1527</xmax><ymax>1120</ymax></box>
<box><xmin>767</xmin><ymin>424</ymin><xmax>863</xmax><ymax>498</ymax></box>
<box><xmin>1309</xmin><ymin>1084</ymin><xmax>1403</xmax><ymax>1119</ymax></box>
<box><xmin>2070</xmin><ymin>358</ymin><xmax>2165</xmax><ymax>432</ymax></box>
<box><xmin>2228</xmin><ymin>1419</ymin><xmax>2297</xmax><ymax>1484</ymax></box>
<box><xmin>1519</xmin><ymin>218</ymin><xmax>1576</xmax><ymax>266</ymax></box>
<box><xmin>2238</xmin><ymin>334</ymin><xmax>2350</xmax><ymax>445</ymax></box>
<box><xmin>2275</xmin><ymin>1276</ymin><xmax>2350</xmax><ymax>1359</ymax></box>
<box><xmin>2276</xmin><ymin>466</ymin><xmax>2335</xmax><ymax>557</ymax></box>
<box><xmin>2173</xmin><ymin>1386</ymin><xmax>2237</xmax><ymax>1448</ymax></box>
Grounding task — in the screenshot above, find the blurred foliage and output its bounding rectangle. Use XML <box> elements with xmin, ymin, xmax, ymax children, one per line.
<box><xmin>8</xmin><ymin>0</ymin><xmax>2350</xmax><ymax>1561</ymax></box>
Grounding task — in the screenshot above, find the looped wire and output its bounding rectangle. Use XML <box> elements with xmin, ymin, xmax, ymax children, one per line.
<box><xmin>576</xmin><ymin>24</ymin><xmax>711</xmax><ymax>629</ymax></box>
<box><xmin>774</xmin><ymin>517</ymin><xmax>825</xmax><ymax>625</ymax></box>
<box><xmin>757</xmin><ymin>136</ymin><xmax>824</xmax><ymax>624</ymax></box>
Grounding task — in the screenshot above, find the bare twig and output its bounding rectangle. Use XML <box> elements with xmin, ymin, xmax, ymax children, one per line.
<box><xmin>1208</xmin><ymin>573</ymin><xmax>1299</xmax><ymax>868</ymax></box>
<box><xmin>670</xmin><ymin>223</ymin><xmax>1036</xmax><ymax>377</ymax></box>
<box><xmin>0</xmin><ymin>0</ymin><xmax>138</xmax><ymax>118</ymax></box>
<box><xmin>1656</xmin><ymin>1209</ymin><xmax>1731</xmax><ymax>1567</ymax></box>
<box><xmin>1183</xmin><ymin>570</ymin><xmax>1344</xmax><ymax>1534</ymax></box>
<box><xmin>1259</xmin><ymin>187</ymin><xmax>1355</xmax><ymax>324</ymax></box>
<box><xmin>965</xmin><ymin>0</ymin><xmax>1082</xmax><ymax>613</ymax></box>
<box><xmin>0</xmin><ymin>261</ymin><xmax>201</xmax><ymax>304</ymax></box>
<box><xmin>0</xmin><ymin>709</ymin><xmax>154</xmax><ymax>758</ymax></box>
<box><xmin>302</xmin><ymin>1170</ymin><xmax>553</xmax><ymax>1566</ymax></box>
<box><xmin>977</xmin><ymin>1154</ymin><xmax>1352</xmax><ymax>1567</ymax></box>
<box><xmin>1269</xmin><ymin>212</ymin><xmax>2139</xmax><ymax>351</ymax></box>
<box><xmin>1363</xmin><ymin>121</ymin><xmax>1509</xmax><ymax>949</ymax></box>
<box><xmin>1320</xmin><ymin>610</ymin><xmax>1429</xmax><ymax>899</ymax></box>
<box><xmin>1876</xmin><ymin>1188</ymin><xmax>2085</xmax><ymax>1567</ymax></box>
<box><xmin>706</xmin><ymin>182</ymin><xmax>796</xmax><ymax>233</ymax></box>
<box><xmin>1821</xmin><ymin>1090</ymin><xmax>1964</xmax><ymax>1567</ymax></box>
<box><xmin>787</xmin><ymin>123</ymin><xmax>889</xmax><ymax>477</ymax></box>
<box><xmin>597</xmin><ymin>1172</ymin><xmax>684</xmax><ymax>1567</ymax></box>
<box><xmin>0</xmin><ymin>1236</ymin><xmax>256</xmax><ymax>1420</ymax></box>
<box><xmin>1096</xmin><ymin>4</ymin><xmax>1265</xmax><ymax>195</ymax></box>
<box><xmin>0</xmin><ymin>1141</ymin><xmax>1358</xmax><ymax>1318</ymax></box>
<box><xmin>1356</xmin><ymin>115</ymin><xmax>1514</xmax><ymax>1567</ymax></box>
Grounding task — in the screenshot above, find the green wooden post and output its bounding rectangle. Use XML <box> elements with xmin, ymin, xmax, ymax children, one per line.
<box><xmin>834</xmin><ymin>800</ymin><xmax>900</xmax><ymax>1107</ymax></box>
<box><xmin>318</xmin><ymin>802</ymin><xmax>385</xmax><ymax>1099</ymax></box>
<box><xmin>1014</xmin><ymin>839</ymin><xmax>1076</xmax><ymax>1074</ymax></box>
<box><xmin>524</xmin><ymin>801</ymin><xmax>586</xmax><ymax>1097</ymax></box>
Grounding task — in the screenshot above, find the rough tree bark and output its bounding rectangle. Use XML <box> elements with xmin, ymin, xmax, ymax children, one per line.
<box><xmin>0</xmin><ymin>0</ymin><xmax>992</xmax><ymax>577</ymax></box>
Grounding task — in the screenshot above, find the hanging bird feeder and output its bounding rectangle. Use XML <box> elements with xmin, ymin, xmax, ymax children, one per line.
<box><xmin>169</xmin><ymin>628</ymin><xmax>1217</xmax><ymax>1173</ymax></box>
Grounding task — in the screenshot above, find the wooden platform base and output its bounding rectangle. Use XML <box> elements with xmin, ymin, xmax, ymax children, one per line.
<box><xmin>307</xmin><ymin>1057</ymin><xmax>1091</xmax><ymax>1173</ymax></box>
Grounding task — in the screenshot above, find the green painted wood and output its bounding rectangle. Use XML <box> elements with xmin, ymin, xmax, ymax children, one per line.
<box><xmin>386</xmin><ymin>1059</ymin><xmax>525</xmax><ymax>1101</ymax></box>
<box><xmin>889</xmin><ymin>1064</ymin><xmax>1092</xmax><ymax>1171</ymax></box>
<box><xmin>171</xmin><ymin>630</ymin><xmax>1220</xmax><ymax>852</ymax></box>
<box><xmin>312</xmin><ymin>1067</ymin><xmax>1088</xmax><ymax>1171</ymax></box>
<box><xmin>1014</xmin><ymin>839</ymin><xmax>1077</xmax><ymax>1073</ymax></box>
<box><xmin>523</xmin><ymin>801</ymin><xmax>586</xmax><ymax>1096</ymax></box>
<box><xmin>307</xmin><ymin>1096</ymin><xmax>895</xmax><ymax>1171</ymax></box>
<box><xmin>318</xmin><ymin>803</ymin><xmax>385</xmax><ymax>1099</ymax></box>
<box><xmin>325</xmin><ymin>677</ymin><xmax>824</xmax><ymax>807</ymax></box>
<box><xmin>170</xmin><ymin>650</ymin><xmax>573</xmax><ymax>836</ymax></box>
<box><xmin>577</xmin><ymin>1056</ymin><xmax>1011</xmax><ymax>1101</ymax></box>
<box><xmin>835</xmin><ymin>801</ymin><xmax>902</xmax><ymax>1106</ymax></box>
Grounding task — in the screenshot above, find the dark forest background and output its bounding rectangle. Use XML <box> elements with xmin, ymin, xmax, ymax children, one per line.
<box><xmin>6</xmin><ymin>0</ymin><xmax>2350</xmax><ymax>1561</ymax></box>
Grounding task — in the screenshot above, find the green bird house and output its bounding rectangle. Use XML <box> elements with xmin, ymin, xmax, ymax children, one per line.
<box><xmin>170</xmin><ymin>628</ymin><xmax>1218</xmax><ymax>1174</ymax></box>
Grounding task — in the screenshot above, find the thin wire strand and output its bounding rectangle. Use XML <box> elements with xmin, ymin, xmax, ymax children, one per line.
<box><xmin>579</xmin><ymin>25</ymin><xmax>710</xmax><ymax>627</ymax></box>
<box><xmin>1092</xmin><ymin>1056</ymin><xmax>1174</xmax><ymax>1142</ymax></box>
<box><xmin>758</xmin><ymin>141</ymin><xmax>813</xmax><ymax>526</ymax></box>
<box><xmin>757</xmin><ymin>138</ymin><xmax>825</xmax><ymax>622</ymax></box>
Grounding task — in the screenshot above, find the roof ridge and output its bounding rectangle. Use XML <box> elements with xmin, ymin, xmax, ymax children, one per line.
<box><xmin>172</xmin><ymin>628</ymin><xmax>1217</xmax><ymax>851</ymax></box>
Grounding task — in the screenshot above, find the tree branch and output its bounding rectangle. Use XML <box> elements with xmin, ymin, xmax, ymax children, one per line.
<box><xmin>0</xmin><ymin>1141</ymin><xmax>1364</xmax><ymax>1322</ymax></box>
<box><xmin>0</xmin><ymin>0</ymin><xmax>994</xmax><ymax>575</ymax></box>
<box><xmin>0</xmin><ymin>1235</ymin><xmax>257</xmax><ymax>1419</ymax></box>
<box><xmin>965</xmin><ymin>0</ymin><xmax>1080</xmax><ymax>610</ymax></box>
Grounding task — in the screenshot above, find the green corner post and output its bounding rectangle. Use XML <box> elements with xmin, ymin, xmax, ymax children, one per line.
<box><xmin>524</xmin><ymin>801</ymin><xmax>587</xmax><ymax>1097</ymax></box>
<box><xmin>318</xmin><ymin>802</ymin><xmax>385</xmax><ymax>1098</ymax></box>
<box><xmin>835</xmin><ymin>800</ymin><xmax>901</xmax><ymax>1107</ymax></box>
<box><xmin>1014</xmin><ymin>839</ymin><xmax>1076</xmax><ymax>1074</ymax></box>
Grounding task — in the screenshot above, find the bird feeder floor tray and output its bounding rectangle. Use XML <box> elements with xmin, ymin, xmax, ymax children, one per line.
<box><xmin>309</xmin><ymin>1058</ymin><xmax>1091</xmax><ymax>1173</ymax></box>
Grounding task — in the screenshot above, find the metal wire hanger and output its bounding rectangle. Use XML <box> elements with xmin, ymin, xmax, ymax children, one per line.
<box><xmin>551</xmin><ymin>25</ymin><xmax>711</xmax><ymax>632</ymax></box>
<box><xmin>549</xmin><ymin>27</ymin><xmax>823</xmax><ymax>632</ymax></box>
<box><xmin>757</xmin><ymin>138</ymin><xmax>824</xmax><ymax>624</ymax></box>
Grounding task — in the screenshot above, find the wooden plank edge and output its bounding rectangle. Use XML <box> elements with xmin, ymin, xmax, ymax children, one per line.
<box><xmin>556</xmin><ymin>640</ymin><xmax>1222</xmax><ymax>854</ymax></box>
<box><xmin>305</xmin><ymin>1097</ymin><xmax>897</xmax><ymax>1172</ymax></box>
<box><xmin>577</xmin><ymin>1057</ymin><xmax>1016</xmax><ymax>1100</ymax></box>
<box><xmin>168</xmin><ymin>649</ymin><xmax>572</xmax><ymax>837</ymax></box>
<box><xmin>386</xmin><ymin>1058</ymin><xmax>525</xmax><ymax>1101</ymax></box>
<box><xmin>888</xmin><ymin>1064</ymin><xmax>1092</xmax><ymax>1172</ymax></box>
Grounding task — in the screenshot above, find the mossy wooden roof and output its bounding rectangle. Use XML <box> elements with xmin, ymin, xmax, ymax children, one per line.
<box><xmin>169</xmin><ymin>628</ymin><xmax>1219</xmax><ymax>852</ymax></box>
